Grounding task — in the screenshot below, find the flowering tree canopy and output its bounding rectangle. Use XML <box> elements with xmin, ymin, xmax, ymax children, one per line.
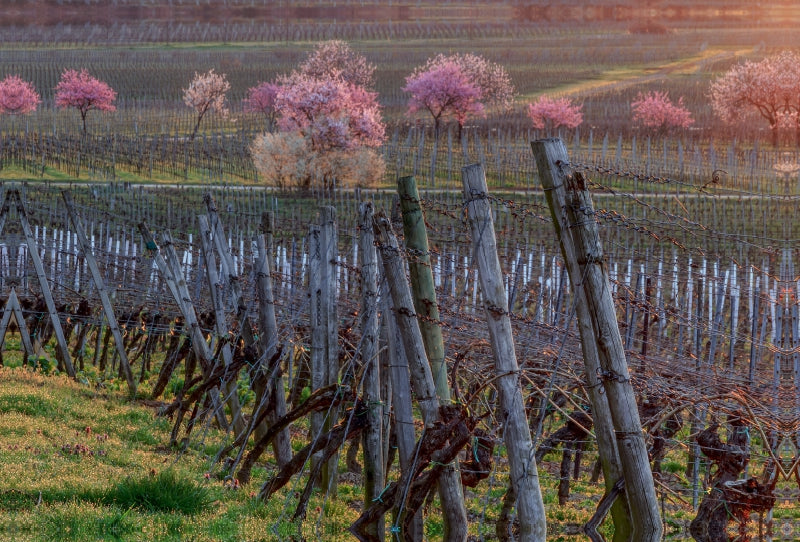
<box><xmin>527</xmin><ymin>96</ymin><xmax>583</xmax><ymax>133</ymax></box>
<box><xmin>404</xmin><ymin>53</ymin><xmax>514</xmax><ymax>135</ymax></box>
<box><xmin>709</xmin><ymin>51</ymin><xmax>800</xmax><ymax>145</ymax></box>
<box><xmin>444</xmin><ymin>53</ymin><xmax>515</xmax><ymax>111</ymax></box>
<box><xmin>0</xmin><ymin>75</ymin><xmax>41</xmax><ymax>115</ymax></box>
<box><xmin>243</xmin><ymin>81</ymin><xmax>279</xmax><ymax>128</ymax></box>
<box><xmin>183</xmin><ymin>69</ymin><xmax>230</xmax><ymax>141</ymax></box>
<box><xmin>54</xmin><ymin>69</ymin><xmax>116</xmax><ymax>133</ymax></box>
<box><xmin>275</xmin><ymin>72</ymin><xmax>385</xmax><ymax>152</ymax></box>
<box><xmin>251</xmin><ymin>59</ymin><xmax>386</xmax><ymax>189</ymax></box>
<box><xmin>403</xmin><ymin>60</ymin><xmax>484</xmax><ymax>134</ymax></box>
<box><xmin>298</xmin><ymin>40</ymin><xmax>375</xmax><ymax>89</ymax></box>
<box><xmin>631</xmin><ymin>91</ymin><xmax>693</xmax><ymax>134</ymax></box>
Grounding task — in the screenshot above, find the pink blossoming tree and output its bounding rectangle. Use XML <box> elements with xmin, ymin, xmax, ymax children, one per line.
<box><xmin>404</xmin><ymin>53</ymin><xmax>514</xmax><ymax>137</ymax></box>
<box><xmin>527</xmin><ymin>96</ymin><xmax>583</xmax><ymax>133</ymax></box>
<box><xmin>183</xmin><ymin>69</ymin><xmax>230</xmax><ymax>141</ymax></box>
<box><xmin>54</xmin><ymin>69</ymin><xmax>116</xmax><ymax>133</ymax></box>
<box><xmin>403</xmin><ymin>60</ymin><xmax>484</xmax><ymax>137</ymax></box>
<box><xmin>0</xmin><ymin>75</ymin><xmax>41</xmax><ymax>116</ymax></box>
<box><xmin>298</xmin><ymin>40</ymin><xmax>375</xmax><ymax>89</ymax></box>
<box><xmin>275</xmin><ymin>73</ymin><xmax>384</xmax><ymax>152</ymax></box>
<box><xmin>710</xmin><ymin>51</ymin><xmax>800</xmax><ymax>146</ymax></box>
<box><xmin>243</xmin><ymin>82</ymin><xmax>279</xmax><ymax>129</ymax></box>
<box><xmin>631</xmin><ymin>91</ymin><xmax>693</xmax><ymax>135</ymax></box>
<box><xmin>251</xmin><ymin>59</ymin><xmax>386</xmax><ymax>189</ymax></box>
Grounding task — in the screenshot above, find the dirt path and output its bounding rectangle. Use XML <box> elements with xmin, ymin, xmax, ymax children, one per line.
<box><xmin>547</xmin><ymin>47</ymin><xmax>752</xmax><ymax>99</ymax></box>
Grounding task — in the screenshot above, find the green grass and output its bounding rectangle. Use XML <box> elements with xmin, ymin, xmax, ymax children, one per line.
<box><xmin>0</xmin><ymin>366</ymin><xmax>366</xmax><ymax>541</ymax></box>
<box><xmin>107</xmin><ymin>470</ymin><xmax>214</xmax><ymax>515</ymax></box>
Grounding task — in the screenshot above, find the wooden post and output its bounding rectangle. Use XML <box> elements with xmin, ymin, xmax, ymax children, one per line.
<box><xmin>462</xmin><ymin>163</ymin><xmax>547</xmax><ymax>542</ymax></box>
<box><xmin>197</xmin><ymin>214</ymin><xmax>247</xmax><ymax>437</ymax></box>
<box><xmin>62</xmin><ymin>190</ymin><xmax>136</xmax><ymax>395</ymax></box>
<box><xmin>358</xmin><ymin>201</ymin><xmax>385</xmax><ymax>541</ymax></box>
<box><xmin>531</xmin><ymin>142</ymin><xmax>632</xmax><ymax>539</ymax></box>
<box><xmin>0</xmin><ymin>288</ymin><xmax>35</xmax><ymax>361</ymax></box>
<box><xmin>379</xmin><ymin>258</ymin><xmax>423</xmax><ymax>541</ymax></box>
<box><xmin>204</xmin><ymin>196</ymin><xmax>280</xmax><ymax>453</ymax></box>
<box><xmin>533</xmin><ymin>138</ymin><xmax>660</xmax><ymax>540</ymax></box>
<box><xmin>255</xmin><ymin>233</ymin><xmax>292</xmax><ymax>467</ymax></box>
<box><xmin>373</xmin><ymin>212</ymin><xmax>468</xmax><ymax>542</ymax></box>
<box><xmin>13</xmin><ymin>190</ymin><xmax>75</xmax><ymax>377</ymax></box>
<box><xmin>137</xmin><ymin>222</ymin><xmax>229</xmax><ymax>431</ymax></box>
<box><xmin>309</xmin><ymin>206</ymin><xmax>340</xmax><ymax>495</ymax></box>
<box><xmin>397</xmin><ymin>175</ymin><xmax>450</xmax><ymax>400</ymax></box>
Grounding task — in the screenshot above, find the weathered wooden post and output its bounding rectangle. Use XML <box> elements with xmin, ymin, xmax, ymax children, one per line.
<box><xmin>462</xmin><ymin>164</ymin><xmax>546</xmax><ymax>542</ymax></box>
<box><xmin>309</xmin><ymin>206</ymin><xmax>339</xmax><ymax>495</ymax></box>
<box><xmin>357</xmin><ymin>201</ymin><xmax>385</xmax><ymax>541</ymax></box>
<box><xmin>13</xmin><ymin>190</ymin><xmax>75</xmax><ymax>377</ymax></box>
<box><xmin>255</xmin><ymin>227</ymin><xmax>292</xmax><ymax>467</ymax></box>
<box><xmin>532</xmin><ymin>138</ymin><xmax>662</xmax><ymax>541</ymax></box>
<box><xmin>373</xmin><ymin>211</ymin><xmax>467</xmax><ymax>542</ymax></box>
<box><xmin>137</xmin><ymin>223</ymin><xmax>229</xmax><ymax>431</ymax></box>
<box><xmin>198</xmin><ymin>214</ymin><xmax>247</xmax><ymax>437</ymax></box>
<box><xmin>0</xmin><ymin>289</ymin><xmax>35</xmax><ymax>361</ymax></box>
<box><xmin>63</xmin><ymin>190</ymin><xmax>136</xmax><ymax>395</ymax></box>
<box><xmin>398</xmin><ymin>175</ymin><xmax>450</xmax><ymax>400</ymax></box>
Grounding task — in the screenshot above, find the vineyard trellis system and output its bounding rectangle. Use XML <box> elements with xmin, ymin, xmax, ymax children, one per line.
<box><xmin>5</xmin><ymin>124</ymin><xmax>800</xmax><ymax>197</ymax></box>
<box><xmin>2</xmin><ymin>137</ymin><xmax>800</xmax><ymax>539</ymax></box>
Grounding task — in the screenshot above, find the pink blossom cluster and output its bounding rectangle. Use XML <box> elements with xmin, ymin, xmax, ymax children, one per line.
<box><xmin>243</xmin><ymin>82</ymin><xmax>279</xmax><ymax>119</ymax></box>
<box><xmin>0</xmin><ymin>75</ymin><xmax>41</xmax><ymax>115</ymax></box>
<box><xmin>55</xmin><ymin>69</ymin><xmax>116</xmax><ymax>115</ymax></box>
<box><xmin>183</xmin><ymin>69</ymin><xmax>231</xmax><ymax>140</ymax></box>
<box><xmin>631</xmin><ymin>91</ymin><xmax>693</xmax><ymax>132</ymax></box>
<box><xmin>183</xmin><ymin>69</ymin><xmax>230</xmax><ymax>117</ymax></box>
<box><xmin>54</xmin><ymin>69</ymin><xmax>117</xmax><ymax>132</ymax></box>
<box><xmin>426</xmin><ymin>53</ymin><xmax>515</xmax><ymax>111</ymax></box>
<box><xmin>297</xmin><ymin>39</ymin><xmax>376</xmax><ymax>89</ymax></box>
<box><xmin>403</xmin><ymin>52</ymin><xmax>515</xmax><ymax>133</ymax></box>
<box><xmin>710</xmin><ymin>51</ymin><xmax>800</xmax><ymax>143</ymax></box>
<box><xmin>527</xmin><ymin>96</ymin><xmax>583</xmax><ymax>132</ymax></box>
<box><xmin>275</xmin><ymin>72</ymin><xmax>385</xmax><ymax>151</ymax></box>
<box><xmin>403</xmin><ymin>61</ymin><xmax>484</xmax><ymax>132</ymax></box>
<box><xmin>249</xmin><ymin>41</ymin><xmax>387</xmax><ymax>188</ymax></box>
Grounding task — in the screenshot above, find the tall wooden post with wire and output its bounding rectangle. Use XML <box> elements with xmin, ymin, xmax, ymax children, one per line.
<box><xmin>533</xmin><ymin>138</ymin><xmax>661</xmax><ymax>541</ymax></box>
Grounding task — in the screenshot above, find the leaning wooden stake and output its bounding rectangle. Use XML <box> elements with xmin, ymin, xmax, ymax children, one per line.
<box><xmin>462</xmin><ymin>164</ymin><xmax>546</xmax><ymax>542</ymax></box>
<box><xmin>0</xmin><ymin>288</ymin><xmax>35</xmax><ymax>361</ymax></box>
<box><xmin>63</xmin><ymin>191</ymin><xmax>136</xmax><ymax>395</ymax></box>
<box><xmin>198</xmin><ymin>214</ymin><xmax>247</xmax><ymax>437</ymax></box>
<box><xmin>13</xmin><ymin>190</ymin><xmax>75</xmax><ymax>377</ymax></box>
<box><xmin>379</xmin><ymin>258</ymin><xmax>424</xmax><ymax>541</ymax></box>
<box><xmin>374</xmin><ymin>212</ymin><xmax>467</xmax><ymax>542</ymax></box>
<box><xmin>398</xmin><ymin>175</ymin><xmax>450</xmax><ymax>400</ymax></box>
<box><xmin>532</xmin><ymin>138</ymin><xmax>662</xmax><ymax>541</ymax></box>
<box><xmin>255</xmin><ymin>232</ymin><xmax>292</xmax><ymax>467</ymax></box>
<box><xmin>204</xmin><ymin>196</ymin><xmax>280</xmax><ymax>456</ymax></box>
<box><xmin>137</xmin><ymin>222</ymin><xmax>229</xmax><ymax>431</ymax></box>
<box><xmin>530</xmin><ymin>140</ymin><xmax>632</xmax><ymax>540</ymax></box>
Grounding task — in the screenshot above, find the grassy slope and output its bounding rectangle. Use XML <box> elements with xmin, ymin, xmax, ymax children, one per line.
<box><xmin>0</xmin><ymin>357</ymin><xmax>644</xmax><ymax>541</ymax></box>
<box><xmin>0</xmin><ymin>364</ymin><xmax>364</xmax><ymax>542</ymax></box>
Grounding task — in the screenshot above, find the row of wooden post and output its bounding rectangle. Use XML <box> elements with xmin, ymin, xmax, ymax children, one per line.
<box><xmin>0</xmin><ymin>138</ymin><xmax>658</xmax><ymax>541</ymax></box>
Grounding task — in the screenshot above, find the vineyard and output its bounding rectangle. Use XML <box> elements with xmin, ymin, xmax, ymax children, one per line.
<box><xmin>0</xmin><ymin>136</ymin><xmax>798</xmax><ymax>540</ymax></box>
<box><xmin>2</xmin><ymin>2</ymin><xmax>800</xmax><ymax>542</ymax></box>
